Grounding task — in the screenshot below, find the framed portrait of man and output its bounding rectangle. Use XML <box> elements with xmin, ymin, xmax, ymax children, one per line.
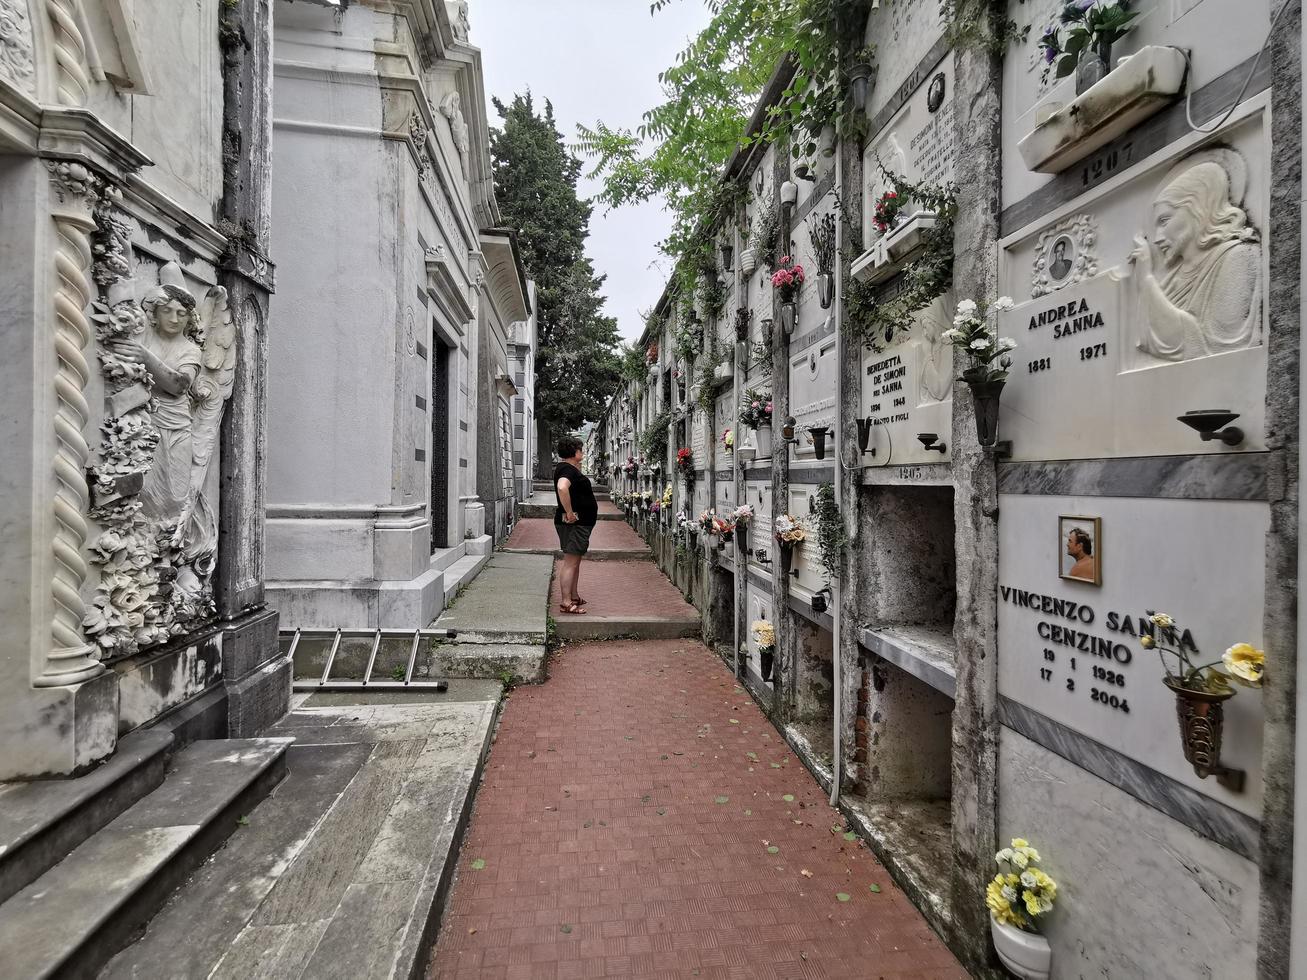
<box><xmin>1058</xmin><ymin>516</ymin><xmax>1101</xmax><ymax>586</ymax></box>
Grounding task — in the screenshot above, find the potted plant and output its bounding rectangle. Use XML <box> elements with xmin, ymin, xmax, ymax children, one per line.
<box><xmin>1038</xmin><ymin>0</ymin><xmax>1140</xmax><ymax>94</ymax></box>
<box><xmin>987</xmin><ymin>838</ymin><xmax>1057</xmax><ymax>980</ymax></box>
<box><xmin>771</xmin><ymin>256</ymin><xmax>805</xmax><ymax>335</ymax></box>
<box><xmin>807</xmin><ymin>211</ymin><xmax>837</xmax><ymax>311</ymax></box>
<box><xmin>739</xmin><ymin>388</ymin><xmax>774</xmax><ymax>460</ymax></box>
<box><xmin>751</xmin><ymin>619</ymin><xmax>776</xmax><ymax>682</ymax></box>
<box><xmin>846</xmin><ymin>48</ymin><xmax>874</xmax><ymax>111</ymax></box>
<box><xmin>774</xmin><ymin>513</ymin><xmax>807</xmax><ymax>574</ymax></box>
<box><xmin>1141</xmin><ymin>612</ymin><xmax>1264</xmax><ymax>786</ymax></box>
<box><xmin>943</xmin><ymin>297</ymin><xmax>1017</xmax><ymax>448</ymax></box>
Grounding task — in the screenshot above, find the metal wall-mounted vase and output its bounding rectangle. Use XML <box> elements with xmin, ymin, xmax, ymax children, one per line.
<box><xmin>781</xmin><ymin>303</ymin><xmax>797</xmax><ymax>335</ymax></box>
<box><xmin>1165</xmin><ymin>678</ymin><xmax>1241</xmax><ymax>787</ymax></box>
<box><xmin>1076</xmin><ymin>46</ymin><xmax>1111</xmax><ymax>95</ymax></box>
<box><xmin>817</xmin><ymin>272</ymin><xmax>834</xmax><ymax>310</ymax></box>
<box><xmin>968</xmin><ymin>380</ymin><xmax>1005</xmax><ymax>448</ymax></box>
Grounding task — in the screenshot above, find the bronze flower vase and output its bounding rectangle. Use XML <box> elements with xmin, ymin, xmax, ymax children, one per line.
<box><xmin>967</xmin><ymin>380</ymin><xmax>1005</xmax><ymax>448</ymax></box>
<box><xmin>759</xmin><ymin>645</ymin><xmax>775</xmax><ymax>682</ymax></box>
<box><xmin>1163</xmin><ymin>678</ymin><xmax>1245</xmax><ymax>791</ymax></box>
<box><xmin>779</xmin><ymin>541</ymin><xmax>794</xmax><ymax>575</ymax></box>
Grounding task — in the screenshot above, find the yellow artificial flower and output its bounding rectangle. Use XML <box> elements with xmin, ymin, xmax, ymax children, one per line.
<box><xmin>1011</xmin><ymin>838</ymin><xmax>1028</xmax><ymax>848</ymax></box>
<box><xmin>1140</xmin><ymin>635</ymin><xmax>1155</xmax><ymax>649</ymax></box>
<box><xmin>1223</xmin><ymin>643</ymin><xmax>1265</xmax><ymax>686</ymax></box>
<box><xmin>751</xmin><ymin>620</ymin><xmax>775</xmax><ymax>647</ymax></box>
<box><xmin>1150</xmin><ymin>613</ymin><xmax>1174</xmax><ymax>629</ymax></box>
<box><xmin>986</xmin><ymin>876</ymin><xmax>1027</xmax><ymax>928</ymax></box>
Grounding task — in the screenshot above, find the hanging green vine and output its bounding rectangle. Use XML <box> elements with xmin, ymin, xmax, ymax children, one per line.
<box><xmin>639</xmin><ymin>404</ymin><xmax>674</xmax><ymax>462</ymax></box>
<box><xmin>843</xmin><ymin>169</ymin><xmax>957</xmax><ymax>351</ymax></box>
<box><xmin>812</xmin><ymin>481</ymin><xmax>847</xmax><ymax>585</ymax></box>
<box><xmin>940</xmin><ymin>0</ymin><xmax>1032</xmax><ymax>55</ymax></box>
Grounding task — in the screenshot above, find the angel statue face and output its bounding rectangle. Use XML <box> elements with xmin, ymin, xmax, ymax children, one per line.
<box><xmin>143</xmin><ymin>284</ymin><xmax>198</xmax><ymax>341</ymax></box>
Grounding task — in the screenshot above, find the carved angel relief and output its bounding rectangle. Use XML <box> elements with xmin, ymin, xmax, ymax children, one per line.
<box><xmin>84</xmin><ymin>209</ymin><xmax>238</xmax><ymax>657</ymax></box>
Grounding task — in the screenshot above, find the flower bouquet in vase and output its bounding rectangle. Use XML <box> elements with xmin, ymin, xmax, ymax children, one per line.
<box><xmin>1142</xmin><ymin>612</ymin><xmax>1263</xmax><ymax>789</ymax></box>
<box><xmin>739</xmin><ymin>389</ymin><xmax>774</xmax><ymax>460</ymax></box>
<box><xmin>676</xmin><ymin>447</ymin><xmax>694</xmax><ymax>484</ymax></box>
<box><xmin>987</xmin><ymin>838</ymin><xmax>1057</xmax><ymax>980</ymax></box>
<box><xmin>771</xmin><ymin>256</ymin><xmax>804</xmax><ymax>335</ymax></box>
<box><xmin>751</xmin><ymin>619</ymin><xmax>775</xmax><ymax>682</ymax></box>
<box><xmin>774</xmin><ymin>514</ymin><xmax>807</xmax><ymax>573</ymax></box>
<box><xmin>942</xmin><ymin>297</ymin><xmax>1017</xmax><ymax>448</ymax></box>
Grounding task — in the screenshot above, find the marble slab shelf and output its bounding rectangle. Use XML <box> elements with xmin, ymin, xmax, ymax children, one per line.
<box><xmin>858</xmin><ymin>624</ymin><xmax>957</xmax><ymax>698</ymax></box>
<box><xmin>858</xmin><ymin>461</ymin><xmax>954</xmax><ymax>487</ymax></box>
<box><xmin>1018</xmin><ymin>45</ymin><xmax>1189</xmax><ymax>174</ymax></box>
<box><xmin>850</xmin><ymin>211</ymin><xmax>939</xmax><ymax>286</ymax></box>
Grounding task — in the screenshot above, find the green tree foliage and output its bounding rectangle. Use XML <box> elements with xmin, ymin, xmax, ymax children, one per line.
<box><xmin>491</xmin><ymin>93</ymin><xmax>622</xmax><ymax>443</ymax></box>
<box><xmin>575</xmin><ymin>0</ymin><xmax>871</xmax><ymax>264</ymax></box>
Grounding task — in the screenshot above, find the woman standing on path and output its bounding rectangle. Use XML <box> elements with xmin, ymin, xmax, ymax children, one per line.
<box><xmin>553</xmin><ymin>435</ymin><xmax>597</xmax><ymax>614</ymax></box>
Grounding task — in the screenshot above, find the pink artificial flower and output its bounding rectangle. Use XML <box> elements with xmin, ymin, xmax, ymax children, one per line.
<box><xmin>751</xmin><ymin>401</ymin><xmax>760</xmax><ymax>408</ymax></box>
<box><xmin>765</xmin><ymin>402</ymin><xmax>773</xmax><ymax>413</ymax></box>
<box><xmin>781</xmin><ymin>255</ymin><xmax>791</xmax><ymax>264</ymax></box>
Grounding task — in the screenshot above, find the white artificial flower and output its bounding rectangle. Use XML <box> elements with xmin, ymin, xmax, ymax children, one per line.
<box><xmin>970</xmin><ymin>338</ymin><xmax>989</xmax><ymax>350</ymax></box>
<box><xmin>1020</xmin><ymin>870</ymin><xmax>1038</xmax><ymax>889</ymax></box>
<box><xmin>992</xmin><ymin>296</ymin><xmax>1015</xmax><ymax>312</ymax></box>
<box><xmin>956</xmin><ymin>299</ymin><xmax>978</xmax><ymax>316</ymax></box>
<box><xmin>1001</xmin><ymin>885</ymin><xmax>1019</xmax><ymax>903</ymax></box>
<box><xmin>998</xmin><ymin>337</ymin><xmax>1017</xmax><ymax>350</ymax></box>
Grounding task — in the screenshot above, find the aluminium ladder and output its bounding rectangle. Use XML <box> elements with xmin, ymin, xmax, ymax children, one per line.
<box><xmin>285</xmin><ymin>627</ymin><xmax>459</xmax><ymax>693</ymax></box>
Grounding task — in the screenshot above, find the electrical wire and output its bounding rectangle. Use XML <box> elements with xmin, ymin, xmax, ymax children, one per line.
<box><xmin>1184</xmin><ymin>0</ymin><xmax>1290</xmax><ymax>135</ymax></box>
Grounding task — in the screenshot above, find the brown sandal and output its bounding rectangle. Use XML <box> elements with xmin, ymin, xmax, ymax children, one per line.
<box><xmin>560</xmin><ymin>601</ymin><xmax>587</xmax><ymax>615</ymax></box>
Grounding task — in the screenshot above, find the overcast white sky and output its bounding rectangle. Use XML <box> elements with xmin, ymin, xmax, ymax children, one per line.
<box><xmin>473</xmin><ymin>0</ymin><xmax>713</xmax><ymax>341</ymax></box>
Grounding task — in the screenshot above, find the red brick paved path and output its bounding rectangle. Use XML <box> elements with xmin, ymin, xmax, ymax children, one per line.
<box><xmin>548</xmin><ymin>560</ymin><xmax>696</xmax><ymax>621</ymax></box>
<box><xmin>506</xmin><ymin>518</ymin><xmax>648</xmax><ymax>554</ymax></box>
<box><xmin>430</xmin><ymin>639</ymin><xmax>966</xmax><ymax>979</ymax></box>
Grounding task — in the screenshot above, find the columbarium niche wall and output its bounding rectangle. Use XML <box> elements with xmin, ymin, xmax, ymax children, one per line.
<box><xmin>989</xmin><ymin>2</ymin><xmax>1288</xmax><ymax>976</ymax></box>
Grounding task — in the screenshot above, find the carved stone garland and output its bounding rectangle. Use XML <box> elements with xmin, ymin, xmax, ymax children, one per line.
<box><xmin>0</xmin><ymin>0</ymin><xmax>36</xmax><ymax>95</ymax></box>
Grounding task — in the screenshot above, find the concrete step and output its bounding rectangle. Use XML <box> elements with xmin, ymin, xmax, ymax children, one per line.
<box><xmin>553</xmin><ymin>615</ymin><xmax>700</xmax><ymax>642</ymax></box>
<box><xmin>0</xmin><ymin>737</ymin><xmax>290</xmax><ymax>980</ymax></box>
<box><xmin>0</xmin><ymin>729</ymin><xmax>174</xmax><ymax>907</ymax></box>
<box><xmin>102</xmin><ymin>698</ymin><xmax>498</xmax><ymax>980</ymax></box>
<box><xmin>518</xmin><ymin>502</ymin><xmax>622</xmax><ymax>520</ymax></box>
<box><xmin>504</xmin><ymin>545</ymin><xmax>653</xmax><ymax>562</ymax></box>
<box><xmin>433</xmin><ymin>641</ymin><xmax>547</xmax><ymax>684</ymax></box>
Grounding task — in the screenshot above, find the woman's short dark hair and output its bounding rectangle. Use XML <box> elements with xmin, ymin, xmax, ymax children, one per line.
<box><xmin>556</xmin><ymin>435</ymin><xmax>583</xmax><ymax>460</ymax></box>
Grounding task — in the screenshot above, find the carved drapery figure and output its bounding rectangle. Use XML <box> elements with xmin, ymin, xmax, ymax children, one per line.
<box><xmin>441</xmin><ymin>90</ymin><xmax>469</xmax><ymax>172</ymax></box>
<box><xmin>1115</xmin><ymin>149</ymin><xmax>1263</xmax><ymax>363</ymax></box>
<box><xmin>917</xmin><ymin>295</ymin><xmax>955</xmax><ymax>405</ymax></box>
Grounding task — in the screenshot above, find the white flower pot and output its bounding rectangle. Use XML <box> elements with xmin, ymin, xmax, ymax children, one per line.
<box><xmin>755</xmin><ymin>423</ymin><xmax>773</xmax><ymax>460</ymax></box>
<box><xmin>990</xmin><ymin>916</ymin><xmax>1051</xmax><ymax>980</ymax></box>
<box><xmin>737</xmin><ymin>428</ymin><xmax>757</xmax><ymax>462</ymax></box>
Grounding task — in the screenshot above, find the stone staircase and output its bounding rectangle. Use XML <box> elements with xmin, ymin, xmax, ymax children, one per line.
<box><xmin>0</xmin><ymin>732</ymin><xmax>290</xmax><ymax>979</ymax></box>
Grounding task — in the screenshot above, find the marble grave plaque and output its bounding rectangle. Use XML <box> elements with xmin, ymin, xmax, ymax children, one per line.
<box><xmin>858</xmin><ymin>295</ymin><xmax>954</xmax><ymax>466</ymax></box>
<box><xmin>997</xmin><ymin>493</ymin><xmax>1267</xmax><ymax>813</ymax></box>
